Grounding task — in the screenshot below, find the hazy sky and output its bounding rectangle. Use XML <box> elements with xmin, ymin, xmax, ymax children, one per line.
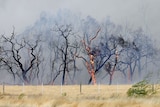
<box><xmin>0</xmin><ymin>0</ymin><xmax>160</xmax><ymax>42</ymax></box>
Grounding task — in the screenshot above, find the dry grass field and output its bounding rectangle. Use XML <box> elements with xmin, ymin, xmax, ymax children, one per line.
<box><xmin>0</xmin><ymin>84</ymin><xmax>160</xmax><ymax>107</ymax></box>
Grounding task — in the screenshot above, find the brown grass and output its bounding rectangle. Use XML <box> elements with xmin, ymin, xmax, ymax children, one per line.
<box><xmin>0</xmin><ymin>85</ymin><xmax>159</xmax><ymax>107</ymax></box>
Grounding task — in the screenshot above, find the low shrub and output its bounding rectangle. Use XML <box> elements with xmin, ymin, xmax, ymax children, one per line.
<box><xmin>62</xmin><ymin>92</ymin><xmax>67</xmax><ymax>96</ymax></box>
<box><xmin>18</xmin><ymin>93</ymin><xmax>25</xmax><ymax>100</ymax></box>
<box><xmin>127</xmin><ymin>80</ymin><xmax>157</xmax><ymax>97</ymax></box>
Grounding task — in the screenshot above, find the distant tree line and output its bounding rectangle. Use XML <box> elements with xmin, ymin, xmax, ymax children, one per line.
<box><xmin>0</xmin><ymin>11</ymin><xmax>158</xmax><ymax>85</ymax></box>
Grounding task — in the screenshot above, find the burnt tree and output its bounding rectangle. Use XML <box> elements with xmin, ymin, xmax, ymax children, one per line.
<box><xmin>76</xmin><ymin>28</ymin><xmax>101</xmax><ymax>85</ymax></box>
<box><xmin>104</xmin><ymin>49</ymin><xmax>118</xmax><ymax>85</ymax></box>
<box><xmin>1</xmin><ymin>30</ymin><xmax>40</xmax><ymax>84</ymax></box>
<box><xmin>53</xmin><ymin>25</ymin><xmax>78</xmax><ymax>85</ymax></box>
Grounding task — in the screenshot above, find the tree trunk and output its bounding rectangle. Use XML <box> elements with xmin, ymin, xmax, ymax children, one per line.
<box><xmin>22</xmin><ymin>72</ymin><xmax>29</xmax><ymax>84</ymax></box>
<box><xmin>91</xmin><ymin>70</ymin><xmax>96</xmax><ymax>85</ymax></box>
<box><xmin>62</xmin><ymin>69</ymin><xmax>66</xmax><ymax>85</ymax></box>
<box><xmin>109</xmin><ymin>74</ymin><xmax>112</xmax><ymax>85</ymax></box>
<box><xmin>129</xmin><ymin>65</ymin><xmax>133</xmax><ymax>82</ymax></box>
<box><xmin>138</xmin><ymin>59</ymin><xmax>141</xmax><ymax>79</ymax></box>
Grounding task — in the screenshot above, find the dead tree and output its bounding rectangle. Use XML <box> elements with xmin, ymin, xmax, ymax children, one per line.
<box><xmin>104</xmin><ymin>49</ymin><xmax>118</xmax><ymax>85</ymax></box>
<box><xmin>76</xmin><ymin>28</ymin><xmax>101</xmax><ymax>85</ymax></box>
<box><xmin>53</xmin><ymin>25</ymin><xmax>77</xmax><ymax>85</ymax></box>
<box><xmin>1</xmin><ymin>29</ymin><xmax>40</xmax><ymax>84</ymax></box>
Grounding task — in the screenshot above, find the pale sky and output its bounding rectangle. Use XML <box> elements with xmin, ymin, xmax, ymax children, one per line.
<box><xmin>0</xmin><ymin>0</ymin><xmax>160</xmax><ymax>42</ymax></box>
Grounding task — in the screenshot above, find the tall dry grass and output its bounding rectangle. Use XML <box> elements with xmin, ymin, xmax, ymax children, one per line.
<box><xmin>0</xmin><ymin>85</ymin><xmax>159</xmax><ymax>107</ymax></box>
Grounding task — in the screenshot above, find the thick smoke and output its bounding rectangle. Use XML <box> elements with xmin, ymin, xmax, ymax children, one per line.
<box><xmin>0</xmin><ymin>10</ymin><xmax>159</xmax><ymax>85</ymax></box>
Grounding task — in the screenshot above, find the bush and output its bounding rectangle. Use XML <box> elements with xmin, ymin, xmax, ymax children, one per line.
<box><xmin>127</xmin><ymin>80</ymin><xmax>156</xmax><ymax>97</ymax></box>
<box><xmin>62</xmin><ymin>92</ymin><xmax>67</xmax><ymax>96</ymax></box>
<box><xmin>18</xmin><ymin>93</ymin><xmax>25</xmax><ymax>100</ymax></box>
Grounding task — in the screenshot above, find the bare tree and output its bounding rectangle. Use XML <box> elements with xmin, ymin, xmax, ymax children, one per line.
<box><xmin>104</xmin><ymin>49</ymin><xmax>118</xmax><ymax>85</ymax></box>
<box><xmin>69</xmin><ymin>40</ymin><xmax>80</xmax><ymax>84</ymax></box>
<box><xmin>47</xmin><ymin>40</ymin><xmax>59</xmax><ymax>84</ymax></box>
<box><xmin>76</xmin><ymin>28</ymin><xmax>101</xmax><ymax>85</ymax></box>
<box><xmin>53</xmin><ymin>24</ymin><xmax>78</xmax><ymax>85</ymax></box>
<box><xmin>116</xmin><ymin>28</ymin><xmax>156</xmax><ymax>83</ymax></box>
<box><xmin>1</xmin><ymin>29</ymin><xmax>40</xmax><ymax>84</ymax></box>
<box><xmin>87</xmin><ymin>35</ymin><xmax>128</xmax><ymax>85</ymax></box>
<box><xmin>96</xmin><ymin>35</ymin><xmax>121</xmax><ymax>85</ymax></box>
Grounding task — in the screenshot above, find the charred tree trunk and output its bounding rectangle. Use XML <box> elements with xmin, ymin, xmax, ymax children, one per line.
<box><xmin>54</xmin><ymin>25</ymin><xmax>75</xmax><ymax>85</ymax></box>
<box><xmin>109</xmin><ymin>74</ymin><xmax>113</xmax><ymax>85</ymax></box>
<box><xmin>79</xmin><ymin>28</ymin><xmax>101</xmax><ymax>85</ymax></box>
<box><xmin>2</xmin><ymin>30</ymin><xmax>39</xmax><ymax>84</ymax></box>
<box><xmin>90</xmin><ymin>69</ymin><xmax>96</xmax><ymax>85</ymax></box>
<box><xmin>104</xmin><ymin>49</ymin><xmax>118</xmax><ymax>85</ymax></box>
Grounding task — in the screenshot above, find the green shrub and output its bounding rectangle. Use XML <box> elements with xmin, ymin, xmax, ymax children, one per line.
<box><xmin>18</xmin><ymin>93</ymin><xmax>25</xmax><ymax>100</ymax></box>
<box><xmin>62</xmin><ymin>92</ymin><xmax>67</xmax><ymax>96</ymax></box>
<box><xmin>127</xmin><ymin>80</ymin><xmax>156</xmax><ymax>97</ymax></box>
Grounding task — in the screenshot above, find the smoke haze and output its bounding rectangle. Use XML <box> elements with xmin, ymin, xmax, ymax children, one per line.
<box><xmin>0</xmin><ymin>0</ymin><xmax>160</xmax><ymax>42</ymax></box>
<box><xmin>0</xmin><ymin>0</ymin><xmax>160</xmax><ymax>85</ymax></box>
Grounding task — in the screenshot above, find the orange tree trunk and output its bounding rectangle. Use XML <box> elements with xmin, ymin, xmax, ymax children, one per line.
<box><xmin>91</xmin><ymin>70</ymin><xmax>96</xmax><ymax>85</ymax></box>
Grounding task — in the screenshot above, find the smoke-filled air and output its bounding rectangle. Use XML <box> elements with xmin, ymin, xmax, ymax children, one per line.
<box><xmin>0</xmin><ymin>0</ymin><xmax>160</xmax><ymax>85</ymax></box>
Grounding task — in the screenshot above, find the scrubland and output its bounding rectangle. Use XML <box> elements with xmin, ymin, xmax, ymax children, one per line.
<box><xmin>0</xmin><ymin>85</ymin><xmax>160</xmax><ymax>107</ymax></box>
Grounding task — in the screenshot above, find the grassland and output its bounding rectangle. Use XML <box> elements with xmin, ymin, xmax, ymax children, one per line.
<box><xmin>0</xmin><ymin>85</ymin><xmax>160</xmax><ymax>107</ymax></box>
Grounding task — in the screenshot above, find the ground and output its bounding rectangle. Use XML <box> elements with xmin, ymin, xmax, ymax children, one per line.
<box><xmin>0</xmin><ymin>85</ymin><xmax>160</xmax><ymax>107</ymax></box>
